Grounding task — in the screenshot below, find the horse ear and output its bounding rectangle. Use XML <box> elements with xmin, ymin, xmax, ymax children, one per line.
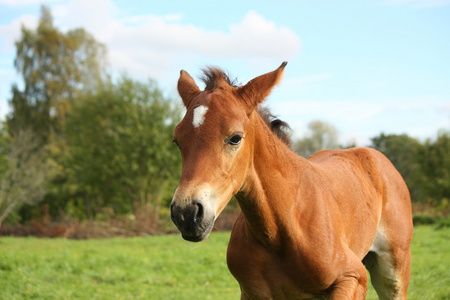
<box><xmin>178</xmin><ymin>70</ymin><xmax>201</xmax><ymax>108</ymax></box>
<box><xmin>237</xmin><ymin>62</ymin><xmax>287</xmax><ymax>115</ymax></box>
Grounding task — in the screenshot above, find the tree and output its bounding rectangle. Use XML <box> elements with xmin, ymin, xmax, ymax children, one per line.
<box><xmin>0</xmin><ymin>128</ymin><xmax>47</xmax><ymax>227</ymax></box>
<box><xmin>294</xmin><ymin>120</ymin><xmax>339</xmax><ymax>157</ymax></box>
<box><xmin>419</xmin><ymin>130</ymin><xmax>450</xmax><ymax>203</ymax></box>
<box><xmin>7</xmin><ymin>5</ymin><xmax>106</xmax><ymax>142</ymax></box>
<box><xmin>62</xmin><ymin>76</ymin><xmax>181</xmax><ymax>219</ymax></box>
<box><xmin>6</xmin><ymin>5</ymin><xmax>107</xmax><ymax>222</ymax></box>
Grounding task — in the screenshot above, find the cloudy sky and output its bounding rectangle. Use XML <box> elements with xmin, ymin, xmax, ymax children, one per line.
<box><xmin>0</xmin><ymin>0</ymin><xmax>449</xmax><ymax>145</ymax></box>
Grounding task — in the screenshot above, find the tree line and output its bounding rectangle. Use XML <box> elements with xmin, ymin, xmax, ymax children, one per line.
<box><xmin>0</xmin><ymin>7</ymin><xmax>448</xmax><ymax>227</ymax></box>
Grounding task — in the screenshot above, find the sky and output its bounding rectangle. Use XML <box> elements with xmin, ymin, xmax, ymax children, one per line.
<box><xmin>0</xmin><ymin>0</ymin><xmax>449</xmax><ymax>146</ymax></box>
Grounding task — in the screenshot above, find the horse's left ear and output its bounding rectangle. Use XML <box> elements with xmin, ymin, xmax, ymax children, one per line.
<box><xmin>236</xmin><ymin>62</ymin><xmax>287</xmax><ymax>115</ymax></box>
<box><xmin>178</xmin><ymin>70</ymin><xmax>201</xmax><ymax>108</ymax></box>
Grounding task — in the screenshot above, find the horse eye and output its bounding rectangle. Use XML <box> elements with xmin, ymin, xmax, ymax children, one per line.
<box><xmin>228</xmin><ymin>134</ymin><xmax>243</xmax><ymax>146</ymax></box>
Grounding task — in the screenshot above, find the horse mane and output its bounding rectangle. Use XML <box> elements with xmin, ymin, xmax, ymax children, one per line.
<box><xmin>201</xmin><ymin>67</ymin><xmax>293</xmax><ymax>148</ymax></box>
<box><xmin>256</xmin><ymin>106</ymin><xmax>293</xmax><ymax>148</ymax></box>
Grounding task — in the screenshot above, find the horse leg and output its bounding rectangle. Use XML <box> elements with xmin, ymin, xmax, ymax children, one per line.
<box><xmin>363</xmin><ymin>228</ymin><xmax>411</xmax><ymax>300</ymax></box>
<box><xmin>363</xmin><ymin>153</ymin><xmax>413</xmax><ymax>299</ymax></box>
<box><xmin>329</xmin><ymin>257</ymin><xmax>368</xmax><ymax>300</ymax></box>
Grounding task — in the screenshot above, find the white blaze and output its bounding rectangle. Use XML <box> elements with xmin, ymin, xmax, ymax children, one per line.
<box><xmin>193</xmin><ymin>105</ymin><xmax>209</xmax><ymax>128</ymax></box>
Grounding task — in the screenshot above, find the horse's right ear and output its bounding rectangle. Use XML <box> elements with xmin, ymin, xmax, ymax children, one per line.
<box><xmin>178</xmin><ymin>70</ymin><xmax>201</xmax><ymax>108</ymax></box>
<box><xmin>236</xmin><ymin>62</ymin><xmax>287</xmax><ymax>115</ymax></box>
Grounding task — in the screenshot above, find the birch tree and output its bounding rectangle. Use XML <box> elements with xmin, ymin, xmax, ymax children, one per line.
<box><xmin>0</xmin><ymin>129</ymin><xmax>47</xmax><ymax>227</ymax></box>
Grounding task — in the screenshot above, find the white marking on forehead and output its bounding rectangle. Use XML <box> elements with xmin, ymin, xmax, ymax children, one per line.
<box><xmin>192</xmin><ymin>105</ymin><xmax>209</xmax><ymax>128</ymax></box>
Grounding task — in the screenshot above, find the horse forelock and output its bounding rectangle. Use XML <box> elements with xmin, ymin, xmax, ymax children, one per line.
<box><xmin>199</xmin><ymin>68</ymin><xmax>292</xmax><ymax>148</ymax></box>
<box><xmin>200</xmin><ymin>67</ymin><xmax>240</xmax><ymax>90</ymax></box>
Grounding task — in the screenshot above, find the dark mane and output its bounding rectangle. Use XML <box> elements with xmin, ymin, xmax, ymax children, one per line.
<box><xmin>200</xmin><ymin>67</ymin><xmax>293</xmax><ymax>148</ymax></box>
<box><xmin>257</xmin><ymin>106</ymin><xmax>293</xmax><ymax>148</ymax></box>
<box><xmin>200</xmin><ymin>67</ymin><xmax>240</xmax><ymax>90</ymax></box>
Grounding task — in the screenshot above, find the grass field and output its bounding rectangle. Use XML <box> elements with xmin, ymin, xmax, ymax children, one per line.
<box><xmin>0</xmin><ymin>225</ymin><xmax>449</xmax><ymax>299</ymax></box>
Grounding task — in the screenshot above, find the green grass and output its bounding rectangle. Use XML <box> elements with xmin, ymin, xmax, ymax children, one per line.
<box><xmin>0</xmin><ymin>226</ymin><xmax>449</xmax><ymax>299</ymax></box>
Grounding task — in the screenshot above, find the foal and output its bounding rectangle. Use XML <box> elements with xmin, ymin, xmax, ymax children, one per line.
<box><xmin>171</xmin><ymin>62</ymin><xmax>413</xmax><ymax>299</ymax></box>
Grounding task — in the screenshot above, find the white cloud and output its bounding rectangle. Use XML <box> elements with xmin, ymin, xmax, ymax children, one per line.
<box><xmin>104</xmin><ymin>9</ymin><xmax>300</xmax><ymax>59</ymax></box>
<box><xmin>103</xmin><ymin>10</ymin><xmax>300</xmax><ymax>78</ymax></box>
<box><xmin>0</xmin><ymin>14</ymin><xmax>37</xmax><ymax>53</ymax></box>
<box><xmin>53</xmin><ymin>0</ymin><xmax>119</xmax><ymax>40</ymax></box>
<box><xmin>46</xmin><ymin>0</ymin><xmax>300</xmax><ymax>83</ymax></box>
<box><xmin>227</xmin><ymin>11</ymin><xmax>300</xmax><ymax>58</ymax></box>
<box><xmin>0</xmin><ymin>0</ymin><xmax>300</xmax><ymax>92</ymax></box>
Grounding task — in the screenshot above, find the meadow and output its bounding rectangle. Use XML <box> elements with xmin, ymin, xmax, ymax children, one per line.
<box><xmin>0</xmin><ymin>225</ymin><xmax>448</xmax><ymax>300</ymax></box>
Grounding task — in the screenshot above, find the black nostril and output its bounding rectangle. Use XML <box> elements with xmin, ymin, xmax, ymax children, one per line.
<box><xmin>194</xmin><ymin>202</ymin><xmax>204</xmax><ymax>223</ymax></box>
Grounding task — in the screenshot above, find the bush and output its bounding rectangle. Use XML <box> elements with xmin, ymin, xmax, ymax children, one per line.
<box><xmin>435</xmin><ymin>217</ymin><xmax>450</xmax><ymax>229</ymax></box>
<box><xmin>413</xmin><ymin>214</ymin><xmax>436</xmax><ymax>226</ymax></box>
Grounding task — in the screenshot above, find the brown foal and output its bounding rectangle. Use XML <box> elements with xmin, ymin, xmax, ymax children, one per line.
<box><xmin>170</xmin><ymin>62</ymin><xmax>413</xmax><ymax>299</ymax></box>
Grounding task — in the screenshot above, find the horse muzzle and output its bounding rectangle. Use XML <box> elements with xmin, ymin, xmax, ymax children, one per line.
<box><xmin>170</xmin><ymin>199</ymin><xmax>215</xmax><ymax>242</ymax></box>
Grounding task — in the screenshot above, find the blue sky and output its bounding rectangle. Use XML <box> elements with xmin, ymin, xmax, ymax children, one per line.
<box><xmin>0</xmin><ymin>0</ymin><xmax>449</xmax><ymax>145</ymax></box>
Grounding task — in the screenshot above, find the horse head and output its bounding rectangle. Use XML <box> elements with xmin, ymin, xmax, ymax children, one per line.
<box><xmin>170</xmin><ymin>62</ymin><xmax>287</xmax><ymax>242</ymax></box>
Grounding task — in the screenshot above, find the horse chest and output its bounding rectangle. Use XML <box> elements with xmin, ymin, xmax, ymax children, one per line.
<box><xmin>227</xmin><ymin>223</ymin><xmax>333</xmax><ymax>299</ymax></box>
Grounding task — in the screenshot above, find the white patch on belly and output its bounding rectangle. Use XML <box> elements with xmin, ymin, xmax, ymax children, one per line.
<box><xmin>368</xmin><ymin>223</ymin><xmax>399</xmax><ymax>291</ymax></box>
<box><xmin>193</xmin><ymin>105</ymin><xmax>208</xmax><ymax>128</ymax></box>
<box><xmin>370</xmin><ymin>224</ymin><xmax>388</xmax><ymax>253</ymax></box>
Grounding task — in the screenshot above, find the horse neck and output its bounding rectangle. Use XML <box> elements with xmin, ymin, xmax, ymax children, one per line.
<box><xmin>236</xmin><ymin>113</ymin><xmax>310</xmax><ymax>248</ymax></box>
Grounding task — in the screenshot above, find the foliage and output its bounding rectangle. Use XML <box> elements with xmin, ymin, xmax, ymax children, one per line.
<box><xmin>0</xmin><ymin>128</ymin><xmax>48</xmax><ymax>227</ymax></box>
<box><xmin>7</xmin><ymin>5</ymin><xmax>106</xmax><ymax>143</ymax></box>
<box><xmin>4</xmin><ymin>5</ymin><xmax>182</xmax><ymax>225</ymax></box>
<box><xmin>59</xmin><ymin>76</ymin><xmax>181</xmax><ymax>219</ymax></box>
<box><xmin>371</xmin><ymin>131</ymin><xmax>450</xmax><ymax>204</ymax></box>
<box><xmin>294</xmin><ymin>120</ymin><xmax>339</xmax><ymax>157</ymax></box>
<box><xmin>1</xmin><ymin>226</ymin><xmax>449</xmax><ymax>299</ymax></box>
<box><xmin>418</xmin><ymin>130</ymin><xmax>450</xmax><ymax>204</ymax></box>
<box><xmin>412</xmin><ymin>214</ymin><xmax>436</xmax><ymax>226</ymax></box>
<box><xmin>5</xmin><ymin>5</ymin><xmax>108</xmax><ymax>224</ymax></box>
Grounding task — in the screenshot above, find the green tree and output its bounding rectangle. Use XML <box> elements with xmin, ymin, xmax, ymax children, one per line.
<box><xmin>62</xmin><ymin>76</ymin><xmax>181</xmax><ymax>219</ymax></box>
<box><xmin>370</xmin><ymin>133</ymin><xmax>424</xmax><ymax>202</ymax></box>
<box><xmin>294</xmin><ymin>120</ymin><xmax>339</xmax><ymax>157</ymax></box>
<box><xmin>7</xmin><ymin>5</ymin><xmax>106</xmax><ymax>142</ymax></box>
<box><xmin>419</xmin><ymin>130</ymin><xmax>450</xmax><ymax>203</ymax></box>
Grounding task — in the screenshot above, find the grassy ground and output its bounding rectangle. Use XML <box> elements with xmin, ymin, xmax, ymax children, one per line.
<box><xmin>0</xmin><ymin>225</ymin><xmax>449</xmax><ymax>299</ymax></box>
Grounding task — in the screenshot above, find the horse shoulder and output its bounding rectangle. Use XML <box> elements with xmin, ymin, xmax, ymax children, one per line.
<box><xmin>227</xmin><ymin>213</ymin><xmax>335</xmax><ymax>299</ymax></box>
